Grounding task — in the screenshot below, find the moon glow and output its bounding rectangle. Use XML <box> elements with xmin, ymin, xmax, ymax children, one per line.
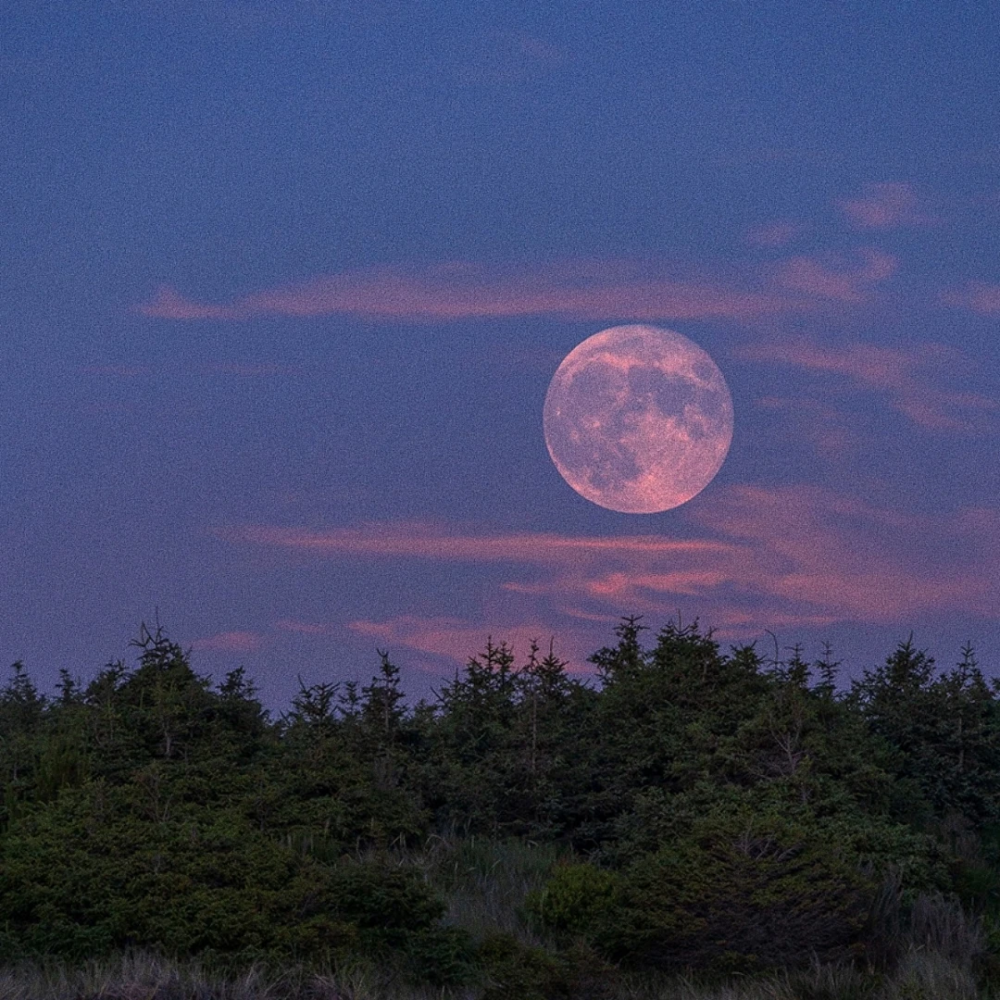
<box><xmin>543</xmin><ymin>325</ymin><xmax>734</xmax><ymax>513</ymax></box>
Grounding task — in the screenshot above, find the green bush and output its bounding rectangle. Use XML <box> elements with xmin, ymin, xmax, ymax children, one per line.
<box><xmin>0</xmin><ymin>782</ymin><xmax>446</xmax><ymax>964</ymax></box>
<box><xmin>325</xmin><ymin>854</ymin><xmax>446</xmax><ymax>943</ymax></box>
<box><xmin>602</xmin><ymin>817</ymin><xmax>876</xmax><ymax>973</ymax></box>
<box><xmin>525</xmin><ymin>862</ymin><xmax>622</xmax><ymax>937</ymax></box>
<box><xmin>0</xmin><ymin>792</ymin><xmax>301</xmax><ymax>960</ymax></box>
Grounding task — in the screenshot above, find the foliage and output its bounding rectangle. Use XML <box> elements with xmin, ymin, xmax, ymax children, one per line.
<box><xmin>602</xmin><ymin>811</ymin><xmax>877</xmax><ymax>972</ymax></box>
<box><xmin>1</xmin><ymin>617</ymin><xmax>1000</xmax><ymax>987</ymax></box>
<box><xmin>851</xmin><ymin>640</ymin><xmax>1000</xmax><ymax>828</ymax></box>
<box><xmin>525</xmin><ymin>862</ymin><xmax>623</xmax><ymax>937</ymax></box>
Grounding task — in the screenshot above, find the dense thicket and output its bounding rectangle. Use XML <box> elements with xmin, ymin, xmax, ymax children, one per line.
<box><xmin>1</xmin><ymin>618</ymin><xmax>999</xmax><ymax>985</ymax></box>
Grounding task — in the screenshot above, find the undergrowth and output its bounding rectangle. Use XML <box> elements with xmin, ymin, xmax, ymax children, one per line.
<box><xmin>2</xmin><ymin>838</ymin><xmax>998</xmax><ymax>1000</ymax></box>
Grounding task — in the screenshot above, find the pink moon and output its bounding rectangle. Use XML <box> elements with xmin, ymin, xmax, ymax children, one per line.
<box><xmin>542</xmin><ymin>325</ymin><xmax>734</xmax><ymax>513</ymax></box>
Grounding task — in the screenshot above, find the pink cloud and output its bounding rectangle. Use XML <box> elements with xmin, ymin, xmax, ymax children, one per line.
<box><xmin>689</xmin><ymin>485</ymin><xmax>1000</xmax><ymax>623</ymax></box>
<box><xmin>738</xmin><ymin>336</ymin><xmax>997</xmax><ymax>431</ymax></box>
<box><xmin>941</xmin><ymin>280</ymin><xmax>1000</xmax><ymax>315</ymax></box>
<box><xmin>274</xmin><ymin>613</ymin><xmax>595</xmax><ymax>673</ymax></box>
<box><xmin>140</xmin><ymin>285</ymin><xmax>231</xmax><ymax>320</ymax></box>
<box><xmin>223</xmin><ymin>489</ymin><xmax>1000</xmax><ymax>639</ymax></box>
<box><xmin>191</xmin><ymin>630</ymin><xmax>265</xmax><ymax>653</ymax></box>
<box><xmin>506</xmin><ymin>486</ymin><xmax>1000</xmax><ymax>629</ymax></box>
<box><xmin>347</xmin><ymin>615</ymin><xmax>592</xmax><ymax>674</ymax></box>
<box><xmin>222</xmin><ymin>522</ymin><xmax>732</xmax><ymax>566</ymax></box>
<box><xmin>81</xmin><ymin>361</ymin><xmax>310</xmax><ymax>379</ymax></box>
<box><xmin>137</xmin><ymin>254</ymin><xmax>896</xmax><ymax>325</ymax></box>
<box><xmin>837</xmin><ymin>182</ymin><xmax>936</xmax><ymax>229</ymax></box>
<box><xmin>774</xmin><ymin>248</ymin><xmax>898</xmax><ymax>303</ymax></box>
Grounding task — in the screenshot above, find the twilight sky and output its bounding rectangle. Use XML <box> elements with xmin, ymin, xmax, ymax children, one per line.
<box><xmin>5</xmin><ymin>1</ymin><xmax>1000</xmax><ymax>707</ymax></box>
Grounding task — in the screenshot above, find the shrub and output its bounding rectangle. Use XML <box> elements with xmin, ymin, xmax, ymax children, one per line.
<box><xmin>602</xmin><ymin>817</ymin><xmax>876</xmax><ymax>973</ymax></box>
<box><xmin>0</xmin><ymin>783</ymin><xmax>446</xmax><ymax>964</ymax></box>
<box><xmin>525</xmin><ymin>862</ymin><xmax>622</xmax><ymax>937</ymax></box>
<box><xmin>324</xmin><ymin>854</ymin><xmax>446</xmax><ymax>944</ymax></box>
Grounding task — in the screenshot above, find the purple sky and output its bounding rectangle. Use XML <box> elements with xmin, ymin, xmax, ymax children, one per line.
<box><xmin>5</xmin><ymin>1</ymin><xmax>1000</xmax><ymax>708</ymax></box>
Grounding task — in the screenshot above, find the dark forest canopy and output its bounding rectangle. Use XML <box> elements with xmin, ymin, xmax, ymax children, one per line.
<box><xmin>2</xmin><ymin>617</ymin><xmax>1000</xmax><ymax>987</ymax></box>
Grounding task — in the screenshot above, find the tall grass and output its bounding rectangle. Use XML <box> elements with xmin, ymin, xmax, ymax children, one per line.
<box><xmin>0</xmin><ymin>952</ymin><xmax>289</xmax><ymax>1000</ymax></box>
<box><xmin>1</xmin><ymin>840</ymin><xmax>998</xmax><ymax>999</ymax></box>
<box><xmin>416</xmin><ymin>834</ymin><xmax>565</xmax><ymax>945</ymax></box>
<box><xmin>1</xmin><ymin>951</ymin><xmax>993</xmax><ymax>1000</ymax></box>
<box><xmin>0</xmin><ymin>951</ymin><xmax>472</xmax><ymax>1000</ymax></box>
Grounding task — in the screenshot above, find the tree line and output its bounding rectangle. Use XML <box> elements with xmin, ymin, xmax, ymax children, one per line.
<box><xmin>1</xmin><ymin>617</ymin><xmax>999</xmax><ymax>984</ymax></box>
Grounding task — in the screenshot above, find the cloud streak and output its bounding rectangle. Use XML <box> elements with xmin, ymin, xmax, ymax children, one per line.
<box><xmin>346</xmin><ymin>615</ymin><xmax>594</xmax><ymax>674</ymax></box>
<box><xmin>837</xmin><ymin>182</ymin><xmax>937</xmax><ymax>230</ymax></box>
<box><xmin>223</xmin><ymin>522</ymin><xmax>731</xmax><ymax>565</ymax></box>
<box><xmin>942</xmin><ymin>280</ymin><xmax>1000</xmax><ymax>315</ymax></box>
<box><xmin>737</xmin><ymin>336</ymin><xmax>998</xmax><ymax>431</ymax></box>
<box><xmin>137</xmin><ymin>253</ymin><xmax>898</xmax><ymax>324</ymax></box>
<box><xmin>773</xmin><ymin>249</ymin><xmax>897</xmax><ymax>303</ymax></box>
<box><xmin>688</xmin><ymin>486</ymin><xmax>1000</xmax><ymax>624</ymax></box>
<box><xmin>222</xmin><ymin>486</ymin><xmax>1000</xmax><ymax>659</ymax></box>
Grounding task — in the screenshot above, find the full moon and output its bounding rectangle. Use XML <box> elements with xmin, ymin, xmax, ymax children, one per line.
<box><xmin>543</xmin><ymin>325</ymin><xmax>734</xmax><ymax>513</ymax></box>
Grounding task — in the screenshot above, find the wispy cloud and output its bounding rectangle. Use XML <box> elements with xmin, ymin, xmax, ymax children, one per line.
<box><xmin>80</xmin><ymin>361</ymin><xmax>311</xmax><ymax>378</ymax></box>
<box><xmin>773</xmin><ymin>248</ymin><xmax>897</xmax><ymax>303</ymax></box>
<box><xmin>222</xmin><ymin>522</ymin><xmax>731</xmax><ymax>565</ymax></box>
<box><xmin>737</xmin><ymin>336</ymin><xmax>998</xmax><ymax>431</ymax></box>
<box><xmin>837</xmin><ymin>182</ymin><xmax>937</xmax><ymax>230</ymax></box>
<box><xmin>346</xmin><ymin>615</ymin><xmax>592</xmax><ymax>673</ymax></box>
<box><xmin>562</xmin><ymin>486</ymin><xmax>1000</xmax><ymax>626</ymax></box>
<box><xmin>137</xmin><ymin>253</ymin><xmax>897</xmax><ymax>325</ymax></box>
<box><xmin>139</xmin><ymin>286</ymin><xmax>227</xmax><ymax>320</ymax></box>
<box><xmin>273</xmin><ymin>613</ymin><xmax>594</xmax><ymax>673</ymax></box>
<box><xmin>222</xmin><ymin>488</ymin><xmax>1000</xmax><ymax>649</ymax></box>
<box><xmin>690</xmin><ymin>486</ymin><xmax>1000</xmax><ymax>623</ymax></box>
<box><xmin>941</xmin><ymin>280</ymin><xmax>1000</xmax><ymax>315</ymax></box>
